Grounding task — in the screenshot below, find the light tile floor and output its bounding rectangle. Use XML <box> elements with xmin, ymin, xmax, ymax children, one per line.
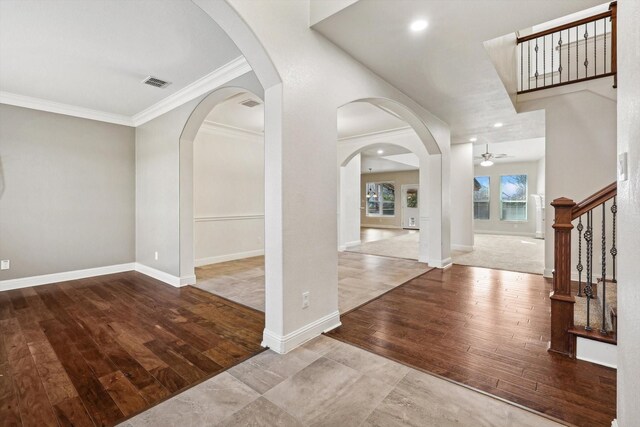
<box><xmin>120</xmin><ymin>335</ymin><xmax>562</xmax><ymax>427</ymax></box>
<box><xmin>195</xmin><ymin>252</ymin><xmax>430</xmax><ymax>313</ymax></box>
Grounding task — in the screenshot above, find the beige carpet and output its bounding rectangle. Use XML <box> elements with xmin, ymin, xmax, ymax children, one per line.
<box><xmin>452</xmin><ymin>234</ymin><xmax>544</xmax><ymax>275</ymax></box>
<box><xmin>346</xmin><ymin>231</ymin><xmax>419</xmax><ymax>260</ymax></box>
<box><xmin>348</xmin><ymin>231</ymin><xmax>544</xmax><ymax>274</ymax></box>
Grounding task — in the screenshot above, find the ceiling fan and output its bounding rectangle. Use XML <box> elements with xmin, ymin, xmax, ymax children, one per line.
<box><xmin>474</xmin><ymin>144</ymin><xmax>510</xmax><ymax>167</ymax></box>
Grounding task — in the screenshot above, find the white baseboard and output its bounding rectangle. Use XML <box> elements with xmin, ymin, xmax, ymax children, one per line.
<box><xmin>474</xmin><ymin>230</ymin><xmax>536</xmax><ymax>238</ymax></box>
<box><xmin>544</xmin><ymin>268</ymin><xmax>553</xmax><ymax>278</ymax></box>
<box><xmin>543</xmin><ymin>268</ymin><xmax>615</xmax><ymax>281</ymax></box>
<box><xmin>0</xmin><ymin>263</ymin><xmax>135</xmax><ymax>291</ymax></box>
<box><xmin>361</xmin><ymin>224</ymin><xmax>401</xmax><ymax>229</ymax></box>
<box><xmin>261</xmin><ymin>310</ymin><xmax>341</xmax><ymax>354</ymax></box>
<box><xmin>134</xmin><ymin>263</ymin><xmax>183</xmax><ymax>288</ymax></box>
<box><xmin>611</xmin><ymin>419</ymin><xmax>618</xmax><ymax>427</ymax></box>
<box><xmin>451</xmin><ymin>244</ymin><xmax>474</xmax><ymax>252</ymax></box>
<box><xmin>194</xmin><ymin>249</ymin><xmax>264</xmax><ymax>267</ymax></box>
<box><xmin>576</xmin><ymin>336</ymin><xmax>617</xmax><ymax>369</ymax></box>
<box><xmin>429</xmin><ymin>257</ymin><xmax>453</xmax><ymax>269</ymax></box>
<box><xmin>339</xmin><ymin>240</ymin><xmax>361</xmax><ymax>251</ymax></box>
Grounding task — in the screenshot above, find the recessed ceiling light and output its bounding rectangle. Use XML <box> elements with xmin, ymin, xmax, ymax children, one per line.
<box><xmin>469</xmin><ymin>137</ymin><xmax>477</xmax><ymax>142</ymax></box>
<box><xmin>377</xmin><ymin>149</ymin><xmax>384</xmax><ymax>154</ymax></box>
<box><xmin>494</xmin><ymin>122</ymin><xmax>503</xmax><ymax>128</ymax></box>
<box><xmin>410</xmin><ymin>19</ymin><xmax>428</xmax><ymax>32</ymax></box>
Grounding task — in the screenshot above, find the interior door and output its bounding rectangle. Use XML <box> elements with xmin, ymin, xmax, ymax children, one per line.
<box><xmin>402</xmin><ymin>185</ymin><xmax>419</xmax><ymax>229</ymax></box>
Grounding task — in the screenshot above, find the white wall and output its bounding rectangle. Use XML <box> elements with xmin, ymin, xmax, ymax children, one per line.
<box><xmin>451</xmin><ymin>143</ymin><xmax>474</xmax><ymax>251</ymax></box>
<box><xmin>193</xmin><ymin>123</ymin><xmax>264</xmax><ymax>266</ymax></box>
<box><xmin>473</xmin><ymin>160</ymin><xmax>541</xmax><ymax>237</ymax></box>
<box><xmin>519</xmin><ymin>90</ymin><xmax>616</xmax><ymax>277</ymax></box>
<box><xmin>136</xmin><ymin>73</ymin><xmax>263</xmax><ymax>279</ymax></box>
<box><xmin>338</xmin><ymin>153</ymin><xmax>360</xmax><ymax>249</ymax></box>
<box><xmin>536</xmin><ymin>157</ymin><xmax>545</xmax><ymax>195</ymax></box>
<box><xmin>616</xmin><ymin>1</ymin><xmax>640</xmax><ymax>425</ymax></box>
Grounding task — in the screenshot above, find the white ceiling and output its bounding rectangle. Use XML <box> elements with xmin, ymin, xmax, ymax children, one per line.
<box><xmin>0</xmin><ymin>0</ymin><xmax>241</xmax><ymax>116</ymax></box>
<box><xmin>208</xmin><ymin>95</ymin><xmax>413</xmax><ymax>140</ymax></box>
<box><xmin>473</xmin><ymin>137</ymin><xmax>545</xmax><ymax>165</ymax></box>
<box><xmin>360</xmin><ymin>144</ymin><xmax>418</xmax><ymax>173</ymax></box>
<box><xmin>337</xmin><ymin>102</ymin><xmax>409</xmax><ymax>138</ymax></box>
<box><xmin>206</xmin><ymin>93</ymin><xmax>264</xmax><ymax>133</ymax></box>
<box><xmin>312</xmin><ymin>0</ymin><xmax>604</xmax><ymax>144</ymax></box>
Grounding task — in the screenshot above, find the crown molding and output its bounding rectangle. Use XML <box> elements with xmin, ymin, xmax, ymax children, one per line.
<box><xmin>199</xmin><ymin>120</ymin><xmax>263</xmax><ymax>138</ymax></box>
<box><xmin>0</xmin><ymin>91</ymin><xmax>134</xmax><ymax>126</ymax></box>
<box><xmin>131</xmin><ymin>56</ymin><xmax>251</xmax><ymax>126</ymax></box>
<box><xmin>338</xmin><ymin>126</ymin><xmax>414</xmax><ymax>143</ymax></box>
<box><xmin>0</xmin><ymin>56</ymin><xmax>251</xmax><ymax>128</ymax></box>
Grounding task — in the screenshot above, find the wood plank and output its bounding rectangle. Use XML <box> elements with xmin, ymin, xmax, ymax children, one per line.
<box><xmin>328</xmin><ymin>264</ymin><xmax>616</xmax><ymax>427</ymax></box>
<box><xmin>0</xmin><ymin>270</ymin><xmax>264</xmax><ymax>426</ymax></box>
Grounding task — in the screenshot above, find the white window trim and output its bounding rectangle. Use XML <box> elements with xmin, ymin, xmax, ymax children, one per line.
<box><xmin>499</xmin><ymin>174</ymin><xmax>528</xmax><ymax>222</ymax></box>
<box><xmin>365</xmin><ymin>181</ymin><xmax>396</xmax><ymax>217</ymax></box>
<box><xmin>473</xmin><ymin>176</ymin><xmax>491</xmax><ymax>220</ymax></box>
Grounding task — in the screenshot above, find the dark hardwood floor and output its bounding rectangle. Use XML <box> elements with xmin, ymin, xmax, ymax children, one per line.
<box><xmin>0</xmin><ymin>271</ymin><xmax>264</xmax><ymax>427</ymax></box>
<box><xmin>328</xmin><ymin>265</ymin><xmax>617</xmax><ymax>427</ymax></box>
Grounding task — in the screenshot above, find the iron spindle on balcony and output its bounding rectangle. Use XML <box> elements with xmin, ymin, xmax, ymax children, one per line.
<box><xmin>516</xmin><ymin>2</ymin><xmax>617</xmax><ymax>94</ymax></box>
<box><xmin>577</xmin><ymin>216</ymin><xmax>584</xmax><ymax>296</ymax></box>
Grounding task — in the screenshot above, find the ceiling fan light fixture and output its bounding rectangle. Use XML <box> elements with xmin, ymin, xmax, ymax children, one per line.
<box><xmin>480</xmin><ymin>159</ymin><xmax>494</xmax><ymax>167</ymax></box>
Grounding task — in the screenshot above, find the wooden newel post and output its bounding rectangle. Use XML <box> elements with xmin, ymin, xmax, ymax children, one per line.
<box><xmin>549</xmin><ymin>197</ymin><xmax>576</xmax><ymax>356</ymax></box>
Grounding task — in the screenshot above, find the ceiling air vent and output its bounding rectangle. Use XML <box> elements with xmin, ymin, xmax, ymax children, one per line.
<box><xmin>240</xmin><ymin>99</ymin><xmax>261</xmax><ymax>108</ymax></box>
<box><xmin>142</xmin><ymin>76</ymin><xmax>170</xmax><ymax>88</ymax></box>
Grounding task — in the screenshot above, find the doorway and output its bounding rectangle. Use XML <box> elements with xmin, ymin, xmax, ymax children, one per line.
<box><xmin>401</xmin><ymin>184</ymin><xmax>419</xmax><ymax>229</ymax></box>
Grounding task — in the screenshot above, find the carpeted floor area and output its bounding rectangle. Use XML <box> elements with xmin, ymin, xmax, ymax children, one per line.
<box><xmin>347</xmin><ymin>229</ymin><xmax>545</xmax><ymax>275</ymax></box>
<box><xmin>452</xmin><ymin>233</ymin><xmax>545</xmax><ymax>275</ymax></box>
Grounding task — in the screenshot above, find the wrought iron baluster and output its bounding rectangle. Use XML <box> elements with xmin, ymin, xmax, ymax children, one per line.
<box><xmin>520</xmin><ymin>42</ymin><xmax>524</xmax><ymax>92</ymax></box>
<box><xmin>543</xmin><ymin>36</ymin><xmax>546</xmax><ymax>87</ymax></box>
<box><xmin>584</xmin><ymin>24</ymin><xmax>589</xmax><ymax>77</ymax></box>
<box><xmin>611</xmin><ymin>197</ymin><xmax>617</xmax><ymax>282</ymax></box>
<box><xmin>594</xmin><ymin>20</ymin><xmax>597</xmax><ymax>76</ymax></box>
<box><xmin>604</xmin><ymin>18</ymin><xmax>607</xmax><ymax>73</ymax></box>
<box><xmin>601</xmin><ymin>202</ymin><xmax>607</xmax><ymax>334</ymax></box>
<box><xmin>558</xmin><ymin>32</ymin><xmax>563</xmax><ymax>83</ymax></box>
<box><xmin>577</xmin><ymin>216</ymin><xmax>584</xmax><ymax>296</ymax></box>
<box><xmin>585</xmin><ymin>210</ymin><xmax>593</xmax><ymax>331</ymax></box>
<box><xmin>535</xmin><ymin>39</ymin><xmax>539</xmax><ymax>87</ymax></box>
<box><xmin>528</xmin><ymin>40</ymin><xmax>531</xmax><ymax>90</ymax></box>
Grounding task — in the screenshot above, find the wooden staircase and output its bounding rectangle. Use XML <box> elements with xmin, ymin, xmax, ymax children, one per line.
<box><xmin>549</xmin><ymin>182</ymin><xmax>618</xmax><ymax>358</ymax></box>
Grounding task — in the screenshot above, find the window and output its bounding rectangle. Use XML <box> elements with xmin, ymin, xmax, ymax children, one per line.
<box><xmin>473</xmin><ymin>176</ymin><xmax>490</xmax><ymax>219</ymax></box>
<box><xmin>366</xmin><ymin>182</ymin><xmax>395</xmax><ymax>216</ymax></box>
<box><xmin>500</xmin><ymin>174</ymin><xmax>528</xmax><ymax>221</ymax></box>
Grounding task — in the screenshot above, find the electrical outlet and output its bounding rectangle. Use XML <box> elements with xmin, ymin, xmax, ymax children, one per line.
<box><xmin>1</xmin><ymin>260</ymin><xmax>10</xmax><ymax>270</ymax></box>
<box><xmin>154</xmin><ymin>251</ymin><xmax>159</xmax><ymax>261</ymax></box>
<box><xmin>302</xmin><ymin>291</ymin><xmax>310</xmax><ymax>309</ymax></box>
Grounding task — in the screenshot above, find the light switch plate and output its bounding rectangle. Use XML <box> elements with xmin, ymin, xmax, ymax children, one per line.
<box><xmin>618</xmin><ymin>152</ymin><xmax>628</xmax><ymax>181</ymax></box>
<box><xmin>1</xmin><ymin>260</ymin><xmax>9</xmax><ymax>270</ymax></box>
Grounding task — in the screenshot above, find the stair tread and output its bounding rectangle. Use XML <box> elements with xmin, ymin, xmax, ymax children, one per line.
<box><xmin>569</xmin><ymin>326</ymin><xmax>617</xmax><ymax>345</ymax></box>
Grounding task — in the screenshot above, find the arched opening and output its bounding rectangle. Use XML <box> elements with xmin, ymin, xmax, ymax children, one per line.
<box><xmin>182</xmin><ymin>89</ymin><xmax>266</xmax><ymax>313</ymax></box>
<box><xmin>334</xmin><ymin>100</ymin><xmax>447</xmax><ymax>313</ymax></box>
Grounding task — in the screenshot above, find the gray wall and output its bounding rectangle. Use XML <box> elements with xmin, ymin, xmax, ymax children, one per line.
<box><xmin>617</xmin><ymin>1</ymin><xmax>640</xmax><ymax>425</ymax></box>
<box><xmin>473</xmin><ymin>160</ymin><xmax>541</xmax><ymax>237</ymax></box>
<box><xmin>0</xmin><ymin>104</ymin><xmax>135</xmax><ymax>280</ymax></box>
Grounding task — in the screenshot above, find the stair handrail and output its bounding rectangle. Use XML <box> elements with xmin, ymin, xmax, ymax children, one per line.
<box><xmin>549</xmin><ymin>182</ymin><xmax>617</xmax><ymax>357</ymax></box>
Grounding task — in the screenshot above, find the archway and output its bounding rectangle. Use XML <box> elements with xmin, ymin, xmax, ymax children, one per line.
<box><xmin>337</xmin><ymin>99</ymin><xmax>448</xmax><ymax>267</ymax></box>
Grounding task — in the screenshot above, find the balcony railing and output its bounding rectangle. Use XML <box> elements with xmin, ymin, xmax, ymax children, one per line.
<box><xmin>516</xmin><ymin>2</ymin><xmax>617</xmax><ymax>94</ymax></box>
